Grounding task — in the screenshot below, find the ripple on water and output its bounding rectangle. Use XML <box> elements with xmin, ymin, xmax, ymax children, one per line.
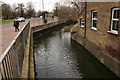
<box><xmin>35</xmin><ymin>28</ymin><xmax>117</xmax><ymax>78</ymax></box>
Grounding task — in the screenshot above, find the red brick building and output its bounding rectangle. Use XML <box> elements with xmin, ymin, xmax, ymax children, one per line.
<box><xmin>71</xmin><ymin>2</ymin><xmax>120</xmax><ymax>77</ymax></box>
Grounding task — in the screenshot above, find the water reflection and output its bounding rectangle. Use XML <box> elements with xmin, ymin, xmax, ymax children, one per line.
<box><xmin>34</xmin><ymin>27</ymin><xmax>118</xmax><ymax>79</ymax></box>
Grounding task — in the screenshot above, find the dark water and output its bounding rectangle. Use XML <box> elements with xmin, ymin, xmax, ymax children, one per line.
<box><xmin>34</xmin><ymin>27</ymin><xmax>118</xmax><ymax>79</ymax></box>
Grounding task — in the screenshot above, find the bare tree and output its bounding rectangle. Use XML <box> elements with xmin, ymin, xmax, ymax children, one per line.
<box><xmin>53</xmin><ymin>0</ymin><xmax>85</xmax><ymax>21</ymax></box>
<box><xmin>11</xmin><ymin>3</ymin><xmax>17</xmax><ymax>18</ymax></box>
<box><xmin>53</xmin><ymin>2</ymin><xmax>78</xmax><ymax>21</ymax></box>
<box><xmin>12</xmin><ymin>3</ymin><xmax>17</xmax><ymax>11</ymax></box>
<box><xmin>26</xmin><ymin>2</ymin><xmax>36</xmax><ymax>18</ymax></box>
<box><xmin>71</xmin><ymin>0</ymin><xmax>85</xmax><ymax>15</ymax></box>
<box><xmin>53</xmin><ymin>2</ymin><xmax>59</xmax><ymax>16</ymax></box>
<box><xmin>37</xmin><ymin>10</ymin><xmax>42</xmax><ymax>17</ymax></box>
<box><xmin>16</xmin><ymin>3</ymin><xmax>25</xmax><ymax>17</ymax></box>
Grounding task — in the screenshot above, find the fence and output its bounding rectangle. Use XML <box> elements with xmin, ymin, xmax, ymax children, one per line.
<box><xmin>0</xmin><ymin>21</ymin><xmax>30</xmax><ymax>79</ymax></box>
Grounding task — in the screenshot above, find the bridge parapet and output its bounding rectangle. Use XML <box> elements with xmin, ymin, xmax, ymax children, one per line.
<box><xmin>0</xmin><ymin>21</ymin><xmax>64</xmax><ymax>79</ymax></box>
<box><xmin>0</xmin><ymin>21</ymin><xmax>31</xmax><ymax>79</ymax></box>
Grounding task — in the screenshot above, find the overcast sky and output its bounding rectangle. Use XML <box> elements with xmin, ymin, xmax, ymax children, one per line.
<box><xmin>2</xmin><ymin>0</ymin><xmax>117</xmax><ymax>12</ymax></box>
<box><xmin>2</xmin><ymin>0</ymin><xmax>59</xmax><ymax>12</ymax></box>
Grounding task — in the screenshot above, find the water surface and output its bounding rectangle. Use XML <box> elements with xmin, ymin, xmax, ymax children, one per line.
<box><xmin>34</xmin><ymin>27</ymin><xmax>118</xmax><ymax>79</ymax></box>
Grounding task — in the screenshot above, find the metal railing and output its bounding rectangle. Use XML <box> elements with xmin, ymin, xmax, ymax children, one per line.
<box><xmin>0</xmin><ymin>21</ymin><xmax>30</xmax><ymax>79</ymax></box>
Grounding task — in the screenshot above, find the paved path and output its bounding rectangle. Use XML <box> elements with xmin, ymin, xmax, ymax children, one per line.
<box><xmin>0</xmin><ymin>18</ymin><xmax>56</xmax><ymax>56</ymax></box>
<box><xmin>0</xmin><ymin>18</ymin><xmax>44</xmax><ymax>56</ymax></box>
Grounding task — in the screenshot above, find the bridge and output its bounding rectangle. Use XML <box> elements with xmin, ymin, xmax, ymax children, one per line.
<box><xmin>0</xmin><ymin>20</ymin><xmax>59</xmax><ymax>79</ymax></box>
<box><xmin>0</xmin><ymin>19</ymin><xmax>119</xmax><ymax>79</ymax></box>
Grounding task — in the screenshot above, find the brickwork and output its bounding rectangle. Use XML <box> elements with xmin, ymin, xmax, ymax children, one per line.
<box><xmin>71</xmin><ymin>2</ymin><xmax>120</xmax><ymax>77</ymax></box>
<box><xmin>77</xmin><ymin>8</ymin><xmax>85</xmax><ymax>38</ymax></box>
<box><xmin>86</xmin><ymin>2</ymin><xmax>120</xmax><ymax>60</ymax></box>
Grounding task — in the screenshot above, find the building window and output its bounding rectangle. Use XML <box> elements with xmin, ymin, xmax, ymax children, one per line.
<box><xmin>91</xmin><ymin>10</ymin><xmax>97</xmax><ymax>30</ymax></box>
<box><xmin>80</xmin><ymin>18</ymin><xmax>84</xmax><ymax>28</ymax></box>
<box><xmin>109</xmin><ymin>8</ymin><xmax>120</xmax><ymax>34</ymax></box>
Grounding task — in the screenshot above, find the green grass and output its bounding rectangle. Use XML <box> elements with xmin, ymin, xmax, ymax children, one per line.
<box><xmin>0</xmin><ymin>20</ymin><xmax>14</xmax><ymax>24</ymax></box>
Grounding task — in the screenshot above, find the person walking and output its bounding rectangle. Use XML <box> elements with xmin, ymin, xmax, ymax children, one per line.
<box><xmin>13</xmin><ymin>19</ymin><xmax>19</xmax><ymax>32</ymax></box>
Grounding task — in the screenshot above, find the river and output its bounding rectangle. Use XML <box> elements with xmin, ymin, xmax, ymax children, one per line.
<box><xmin>34</xmin><ymin>26</ymin><xmax>118</xmax><ymax>79</ymax></box>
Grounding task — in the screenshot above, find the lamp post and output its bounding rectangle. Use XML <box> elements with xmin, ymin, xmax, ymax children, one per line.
<box><xmin>42</xmin><ymin>0</ymin><xmax>46</xmax><ymax>24</ymax></box>
<box><xmin>42</xmin><ymin>0</ymin><xmax>44</xmax><ymax>11</ymax></box>
<box><xmin>35</xmin><ymin>2</ymin><xmax>43</xmax><ymax>25</ymax></box>
<box><xmin>34</xmin><ymin>2</ymin><xmax>39</xmax><ymax>26</ymax></box>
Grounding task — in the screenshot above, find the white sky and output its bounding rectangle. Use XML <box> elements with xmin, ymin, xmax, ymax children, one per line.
<box><xmin>2</xmin><ymin>0</ymin><xmax>59</xmax><ymax>12</ymax></box>
<box><xmin>3</xmin><ymin>0</ymin><xmax>118</xmax><ymax>12</ymax></box>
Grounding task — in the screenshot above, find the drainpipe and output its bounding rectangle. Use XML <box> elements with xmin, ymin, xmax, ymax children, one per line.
<box><xmin>84</xmin><ymin>0</ymin><xmax>87</xmax><ymax>38</ymax></box>
<box><xmin>118</xmin><ymin>1</ymin><xmax>120</xmax><ymax>35</ymax></box>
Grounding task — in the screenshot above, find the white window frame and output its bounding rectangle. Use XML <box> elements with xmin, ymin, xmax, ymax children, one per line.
<box><xmin>80</xmin><ymin>18</ymin><xmax>84</xmax><ymax>28</ymax></box>
<box><xmin>91</xmin><ymin>10</ymin><xmax>97</xmax><ymax>31</ymax></box>
<box><xmin>110</xmin><ymin>8</ymin><xmax>120</xmax><ymax>34</ymax></box>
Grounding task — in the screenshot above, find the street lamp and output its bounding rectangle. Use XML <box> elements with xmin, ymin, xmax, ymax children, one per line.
<box><xmin>42</xmin><ymin>0</ymin><xmax>48</xmax><ymax>24</ymax></box>
<box><xmin>34</xmin><ymin>2</ymin><xmax>42</xmax><ymax>25</ymax></box>
<box><xmin>42</xmin><ymin>0</ymin><xmax>44</xmax><ymax>11</ymax></box>
<box><xmin>42</xmin><ymin>0</ymin><xmax>45</xmax><ymax>24</ymax></box>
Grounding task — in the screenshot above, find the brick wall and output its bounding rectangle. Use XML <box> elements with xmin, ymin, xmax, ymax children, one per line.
<box><xmin>77</xmin><ymin>7</ymin><xmax>85</xmax><ymax>38</ymax></box>
<box><xmin>77</xmin><ymin>2</ymin><xmax>120</xmax><ymax>60</ymax></box>
<box><xmin>72</xmin><ymin>2</ymin><xmax>120</xmax><ymax>77</ymax></box>
<box><xmin>86</xmin><ymin>2</ymin><xmax>120</xmax><ymax>60</ymax></box>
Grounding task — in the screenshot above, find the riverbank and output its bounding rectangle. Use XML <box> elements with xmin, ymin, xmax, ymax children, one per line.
<box><xmin>71</xmin><ymin>24</ymin><xmax>120</xmax><ymax>78</ymax></box>
<box><xmin>64</xmin><ymin>25</ymin><xmax>74</xmax><ymax>32</ymax></box>
<box><xmin>33</xmin><ymin>24</ymin><xmax>118</xmax><ymax>78</ymax></box>
<box><xmin>0</xmin><ymin>20</ymin><xmax>14</xmax><ymax>24</ymax></box>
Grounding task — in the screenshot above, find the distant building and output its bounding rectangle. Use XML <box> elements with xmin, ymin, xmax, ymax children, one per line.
<box><xmin>47</xmin><ymin>12</ymin><xmax>54</xmax><ymax>18</ymax></box>
<box><xmin>71</xmin><ymin>2</ymin><xmax>120</xmax><ymax>77</ymax></box>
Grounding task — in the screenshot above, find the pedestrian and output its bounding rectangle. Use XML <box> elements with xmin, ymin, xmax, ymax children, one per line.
<box><xmin>13</xmin><ymin>19</ymin><xmax>19</xmax><ymax>32</ymax></box>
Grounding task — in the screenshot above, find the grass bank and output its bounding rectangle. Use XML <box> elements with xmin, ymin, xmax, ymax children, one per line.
<box><xmin>0</xmin><ymin>20</ymin><xmax>14</xmax><ymax>24</ymax></box>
